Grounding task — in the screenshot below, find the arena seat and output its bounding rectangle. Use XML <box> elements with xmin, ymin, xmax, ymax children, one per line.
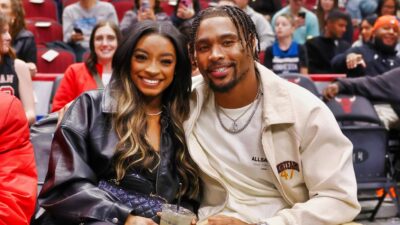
<box><xmin>25</xmin><ymin>18</ymin><xmax>63</xmax><ymax>46</ymax></box>
<box><xmin>36</xmin><ymin>47</ymin><xmax>76</xmax><ymax>73</ymax></box>
<box><xmin>112</xmin><ymin>0</ymin><xmax>135</xmax><ymax>22</ymax></box>
<box><xmin>22</xmin><ymin>0</ymin><xmax>58</xmax><ymax>22</ymax></box>
<box><xmin>326</xmin><ymin>94</ymin><xmax>400</xmax><ymax>221</ymax></box>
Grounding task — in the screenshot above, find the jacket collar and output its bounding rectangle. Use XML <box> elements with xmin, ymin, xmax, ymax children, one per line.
<box><xmin>256</xmin><ymin>62</ymin><xmax>295</xmax><ymax>126</ymax></box>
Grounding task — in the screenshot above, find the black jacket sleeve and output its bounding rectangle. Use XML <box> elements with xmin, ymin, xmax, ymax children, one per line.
<box><xmin>13</xmin><ymin>35</ymin><xmax>37</xmax><ymax>64</ymax></box>
<box><xmin>39</xmin><ymin>94</ymin><xmax>131</xmax><ymax>225</ymax></box>
<box><xmin>337</xmin><ymin>67</ymin><xmax>400</xmax><ymax>103</ymax></box>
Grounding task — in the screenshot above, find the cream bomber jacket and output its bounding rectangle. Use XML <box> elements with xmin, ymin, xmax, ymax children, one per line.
<box><xmin>184</xmin><ymin>63</ymin><xmax>361</xmax><ymax>225</ymax></box>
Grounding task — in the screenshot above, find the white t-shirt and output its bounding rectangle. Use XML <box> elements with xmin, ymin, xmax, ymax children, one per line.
<box><xmin>102</xmin><ymin>72</ymin><xmax>112</xmax><ymax>86</ymax></box>
<box><xmin>194</xmin><ymin>94</ymin><xmax>288</xmax><ymax>223</ymax></box>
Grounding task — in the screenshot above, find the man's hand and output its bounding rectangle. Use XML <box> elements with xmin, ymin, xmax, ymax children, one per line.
<box><xmin>206</xmin><ymin>215</ymin><xmax>250</xmax><ymax>225</ymax></box>
<box><xmin>346</xmin><ymin>53</ymin><xmax>366</xmax><ymax>69</ymax></box>
<box><xmin>323</xmin><ymin>82</ymin><xmax>340</xmax><ymax>101</ymax></box>
<box><xmin>124</xmin><ymin>215</ymin><xmax>158</xmax><ymax>225</ymax></box>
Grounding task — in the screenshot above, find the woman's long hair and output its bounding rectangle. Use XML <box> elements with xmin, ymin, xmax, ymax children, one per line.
<box><xmin>315</xmin><ymin>0</ymin><xmax>339</xmax><ymax>32</ymax></box>
<box><xmin>85</xmin><ymin>21</ymin><xmax>121</xmax><ymax>77</ymax></box>
<box><xmin>111</xmin><ymin>20</ymin><xmax>199</xmax><ymax>199</ymax></box>
<box><xmin>0</xmin><ymin>12</ymin><xmax>15</xmax><ymax>64</ymax></box>
<box><xmin>9</xmin><ymin>0</ymin><xmax>26</xmax><ymax>41</ymax></box>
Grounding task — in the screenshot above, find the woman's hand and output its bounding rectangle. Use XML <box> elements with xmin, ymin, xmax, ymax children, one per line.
<box><xmin>176</xmin><ymin>5</ymin><xmax>194</xmax><ymax>19</ymax></box>
<box><xmin>138</xmin><ymin>8</ymin><xmax>156</xmax><ymax>21</ymax></box>
<box><xmin>124</xmin><ymin>215</ymin><xmax>158</xmax><ymax>225</ymax></box>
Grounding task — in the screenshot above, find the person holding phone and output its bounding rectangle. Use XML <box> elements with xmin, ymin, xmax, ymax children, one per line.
<box><xmin>171</xmin><ymin>0</ymin><xmax>200</xmax><ymax>27</ymax></box>
<box><xmin>120</xmin><ymin>0</ymin><xmax>171</xmax><ymax>36</ymax></box>
<box><xmin>272</xmin><ymin>0</ymin><xmax>319</xmax><ymax>45</ymax></box>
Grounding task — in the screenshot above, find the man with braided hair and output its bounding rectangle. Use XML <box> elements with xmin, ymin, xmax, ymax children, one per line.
<box><xmin>184</xmin><ymin>5</ymin><xmax>360</xmax><ymax>225</ymax></box>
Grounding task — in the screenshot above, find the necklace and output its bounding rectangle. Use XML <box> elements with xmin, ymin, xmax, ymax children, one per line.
<box><xmin>215</xmin><ymin>87</ymin><xmax>262</xmax><ymax>134</ymax></box>
<box><xmin>146</xmin><ymin>111</ymin><xmax>162</xmax><ymax>116</ymax></box>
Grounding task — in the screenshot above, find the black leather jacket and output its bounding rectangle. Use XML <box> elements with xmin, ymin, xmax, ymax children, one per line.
<box><xmin>38</xmin><ymin>86</ymin><xmax>191</xmax><ymax>225</ymax></box>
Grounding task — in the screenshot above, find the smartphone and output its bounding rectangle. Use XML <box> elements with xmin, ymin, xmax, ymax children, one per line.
<box><xmin>73</xmin><ymin>27</ymin><xmax>83</xmax><ymax>34</ymax></box>
<box><xmin>141</xmin><ymin>0</ymin><xmax>150</xmax><ymax>10</ymax></box>
<box><xmin>298</xmin><ymin>12</ymin><xmax>306</xmax><ymax>19</ymax></box>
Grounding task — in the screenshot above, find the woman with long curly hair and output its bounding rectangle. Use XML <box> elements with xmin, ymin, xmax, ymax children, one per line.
<box><xmin>37</xmin><ymin>20</ymin><xmax>200</xmax><ymax>225</ymax></box>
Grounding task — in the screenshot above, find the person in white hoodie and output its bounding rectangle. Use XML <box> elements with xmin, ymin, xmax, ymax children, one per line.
<box><xmin>186</xmin><ymin>5</ymin><xmax>360</xmax><ymax>225</ymax></box>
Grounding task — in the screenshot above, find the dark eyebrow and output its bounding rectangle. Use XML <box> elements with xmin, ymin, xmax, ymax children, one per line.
<box><xmin>195</xmin><ymin>32</ymin><xmax>238</xmax><ymax>44</ymax></box>
<box><xmin>134</xmin><ymin>48</ymin><xmax>175</xmax><ymax>57</ymax></box>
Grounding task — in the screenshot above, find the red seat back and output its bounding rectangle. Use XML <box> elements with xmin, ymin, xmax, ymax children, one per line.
<box><xmin>111</xmin><ymin>0</ymin><xmax>135</xmax><ymax>22</ymax></box>
<box><xmin>25</xmin><ymin>18</ymin><xmax>63</xmax><ymax>45</ymax></box>
<box><xmin>37</xmin><ymin>47</ymin><xmax>76</xmax><ymax>73</ymax></box>
<box><xmin>23</xmin><ymin>0</ymin><xmax>58</xmax><ymax>21</ymax></box>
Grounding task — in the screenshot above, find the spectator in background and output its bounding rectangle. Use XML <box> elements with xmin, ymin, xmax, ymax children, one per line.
<box><xmin>171</xmin><ymin>0</ymin><xmax>200</xmax><ymax>27</ymax></box>
<box><xmin>0</xmin><ymin>92</ymin><xmax>37</xmax><ymax>225</ymax></box>
<box><xmin>264</xmin><ymin>13</ymin><xmax>308</xmax><ymax>75</ymax></box>
<box><xmin>352</xmin><ymin>15</ymin><xmax>377</xmax><ymax>47</ymax></box>
<box><xmin>52</xmin><ymin>21</ymin><xmax>121</xmax><ymax>113</ymax></box>
<box><xmin>272</xmin><ymin>0</ymin><xmax>319</xmax><ymax>45</ymax></box>
<box><xmin>331</xmin><ymin>15</ymin><xmax>400</xmax><ymax>77</ymax></box>
<box><xmin>234</xmin><ymin>0</ymin><xmax>275</xmax><ymax>50</ymax></box>
<box><xmin>0</xmin><ymin>12</ymin><xmax>35</xmax><ymax>125</ymax></box>
<box><xmin>249</xmin><ymin>0</ymin><xmax>282</xmax><ymax>21</ymax></box>
<box><xmin>306</xmin><ymin>10</ymin><xmax>351</xmax><ymax>74</ymax></box>
<box><xmin>376</xmin><ymin>0</ymin><xmax>399</xmax><ymax>17</ymax></box>
<box><xmin>315</xmin><ymin>0</ymin><xmax>353</xmax><ymax>43</ymax></box>
<box><xmin>119</xmin><ymin>0</ymin><xmax>170</xmax><ymax>36</ymax></box>
<box><xmin>346</xmin><ymin>0</ymin><xmax>377</xmax><ymax>26</ymax></box>
<box><xmin>0</xmin><ymin>0</ymin><xmax>37</xmax><ymax>77</ymax></box>
<box><xmin>63</xmin><ymin>0</ymin><xmax>118</xmax><ymax>61</ymax></box>
<box><xmin>323</xmin><ymin>66</ymin><xmax>400</xmax><ymax>129</ymax></box>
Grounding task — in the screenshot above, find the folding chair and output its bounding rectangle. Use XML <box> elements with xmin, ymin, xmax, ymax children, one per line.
<box><xmin>280</xmin><ymin>73</ymin><xmax>320</xmax><ymax>97</ymax></box>
<box><xmin>326</xmin><ymin>94</ymin><xmax>400</xmax><ymax>221</ymax></box>
<box><xmin>36</xmin><ymin>47</ymin><xmax>76</xmax><ymax>73</ymax></box>
<box><xmin>22</xmin><ymin>0</ymin><xmax>58</xmax><ymax>22</ymax></box>
<box><xmin>25</xmin><ymin>18</ymin><xmax>63</xmax><ymax>46</ymax></box>
<box><xmin>111</xmin><ymin>0</ymin><xmax>135</xmax><ymax>22</ymax></box>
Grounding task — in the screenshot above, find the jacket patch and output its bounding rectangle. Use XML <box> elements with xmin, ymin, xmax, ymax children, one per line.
<box><xmin>277</xmin><ymin>161</ymin><xmax>299</xmax><ymax>180</ymax></box>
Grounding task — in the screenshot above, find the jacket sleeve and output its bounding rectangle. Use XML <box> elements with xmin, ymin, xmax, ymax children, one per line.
<box><xmin>337</xmin><ymin>67</ymin><xmax>400</xmax><ymax>103</ymax></box>
<box><xmin>0</xmin><ymin>96</ymin><xmax>37</xmax><ymax>225</ymax></box>
<box><xmin>266</xmin><ymin>99</ymin><xmax>360</xmax><ymax>225</ymax></box>
<box><xmin>40</xmin><ymin>95</ymin><xmax>132</xmax><ymax>224</ymax></box>
<box><xmin>51</xmin><ymin>65</ymin><xmax>79</xmax><ymax>112</ymax></box>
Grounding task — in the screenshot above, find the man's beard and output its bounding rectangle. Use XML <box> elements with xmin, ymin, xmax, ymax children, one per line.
<box><xmin>374</xmin><ymin>37</ymin><xmax>397</xmax><ymax>55</ymax></box>
<box><xmin>207</xmin><ymin>66</ymin><xmax>248</xmax><ymax>93</ymax></box>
